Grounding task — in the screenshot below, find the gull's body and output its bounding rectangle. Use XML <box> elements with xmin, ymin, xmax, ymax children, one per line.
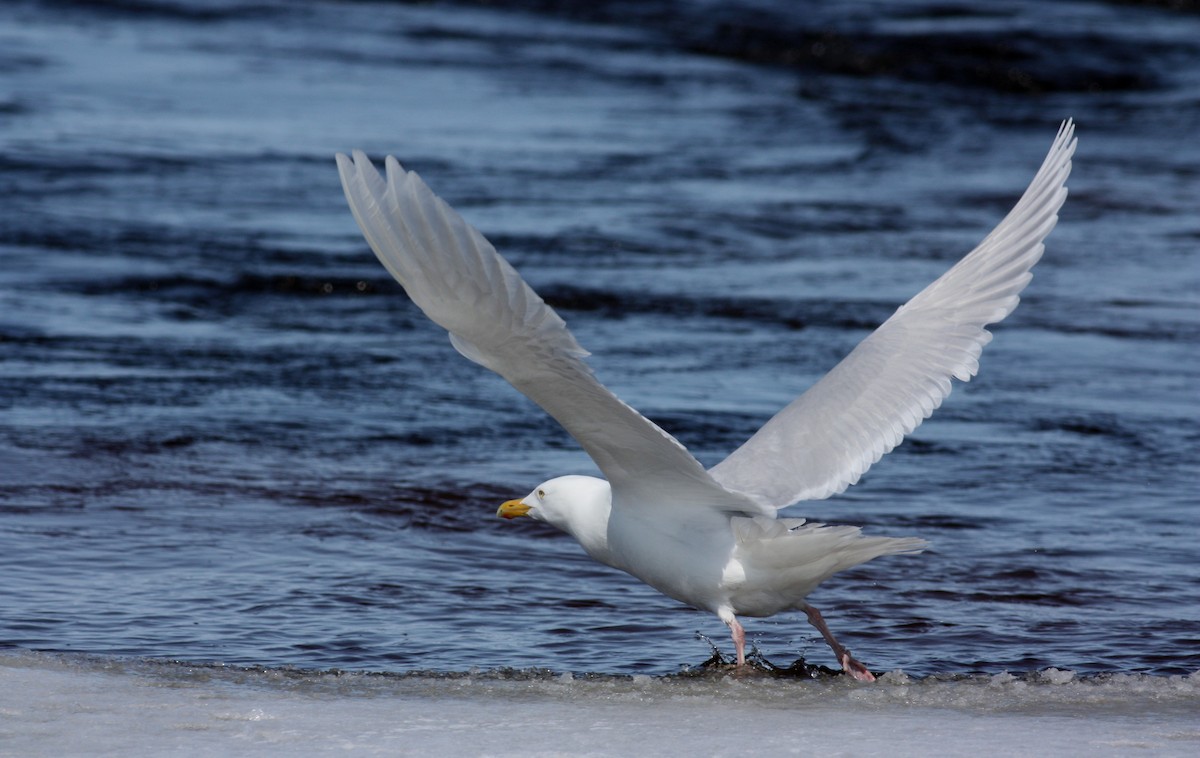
<box><xmin>336</xmin><ymin>122</ymin><xmax>1076</xmax><ymax>679</ymax></box>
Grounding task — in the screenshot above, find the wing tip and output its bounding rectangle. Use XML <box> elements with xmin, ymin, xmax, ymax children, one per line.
<box><xmin>335</xmin><ymin>151</ymin><xmax>355</xmax><ymax>181</ymax></box>
<box><xmin>1055</xmin><ymin>118</ymin><xmax>1078</xmax><ymax>167</ymax></box>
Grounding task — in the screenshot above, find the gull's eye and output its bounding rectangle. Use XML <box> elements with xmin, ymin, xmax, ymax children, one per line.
<box><xmin>536</xmin><ymin>489</ymin><xmax>546</xmax><ymax>500</ymax></box>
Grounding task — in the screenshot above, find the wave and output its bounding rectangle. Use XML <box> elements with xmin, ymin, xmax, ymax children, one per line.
<box><xmin>43</xmin><ymin>0</ymin><xmax>1196</xmax><ymax>96</ymax></box>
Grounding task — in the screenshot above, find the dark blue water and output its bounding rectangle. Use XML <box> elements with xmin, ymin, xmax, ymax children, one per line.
<box><xmin>1</xmin><ymin>0</ymin><xmax>1197</xmax><ymax>679</ymax></box>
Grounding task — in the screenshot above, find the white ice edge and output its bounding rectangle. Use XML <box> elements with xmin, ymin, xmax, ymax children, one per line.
<box><xmin>2</xmin><ymin>651</ymin><xmax>1197</xmax><ymax>757</ymax></box>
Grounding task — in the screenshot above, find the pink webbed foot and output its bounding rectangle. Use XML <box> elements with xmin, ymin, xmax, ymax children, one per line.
<box><xmin>839</xmin><ymin>653</ymin><xmax>877</xmax><ymax>683</ymax></box>
<box><xmin>804</xmin><ymin>604</ymin><xmax>876</xmax><ymax>682</ymax></box>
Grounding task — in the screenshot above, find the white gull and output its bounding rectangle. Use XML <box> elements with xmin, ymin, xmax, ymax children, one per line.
<box><xmin>336</xmin><ymin>121</ymin><xmax>1076</xmax><ymax>680</ymax></box>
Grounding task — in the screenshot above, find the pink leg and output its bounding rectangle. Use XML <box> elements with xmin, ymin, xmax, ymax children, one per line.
<box><xmin>804</xmin><ymin>605</ymin><xmax>875</xmax><ymax>682</ymax></box>
<box><xmin>730</xmin><ymin>617</ymin><xmax>745</xmax><ymax>666</ymax></box>
<box><xmin>720</xmin><ymin>610</ymin><xmax>746</xmax><ymax>666</ymax></box>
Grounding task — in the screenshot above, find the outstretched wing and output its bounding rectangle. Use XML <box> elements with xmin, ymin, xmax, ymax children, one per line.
<box><xmin>709</xmin><ymin>120</ymin><xmax>1077</xmax><ymax>508</ymax></box>
<box><xmin>336</xmin><ymin>152</ymin><xmax>760</xmax><ymax>513</ymax></box>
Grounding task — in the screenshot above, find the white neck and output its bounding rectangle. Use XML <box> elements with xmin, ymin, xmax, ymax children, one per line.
<box><xmin>536</xmin><ymin>475</ymin><xmax>614</xmax><ymax>564</ymax></box>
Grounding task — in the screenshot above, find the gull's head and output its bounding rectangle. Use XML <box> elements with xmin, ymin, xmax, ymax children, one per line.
<box><xmin>497</xmin><ymin>475</ymin><xmax>611</xmax><ymax>540</ymax></box>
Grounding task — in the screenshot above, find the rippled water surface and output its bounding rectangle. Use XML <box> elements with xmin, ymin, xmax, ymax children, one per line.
<box><xmin>1</xmin><ymin>0</ymin><xmax>1198</xmax><ymax>681</ymax></box>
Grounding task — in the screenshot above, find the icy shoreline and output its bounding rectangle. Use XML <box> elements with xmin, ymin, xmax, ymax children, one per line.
<box><xmin>3</xmin><ymin>650</ymin><xmax>1196</xmax><ymax>756</ymax></box>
